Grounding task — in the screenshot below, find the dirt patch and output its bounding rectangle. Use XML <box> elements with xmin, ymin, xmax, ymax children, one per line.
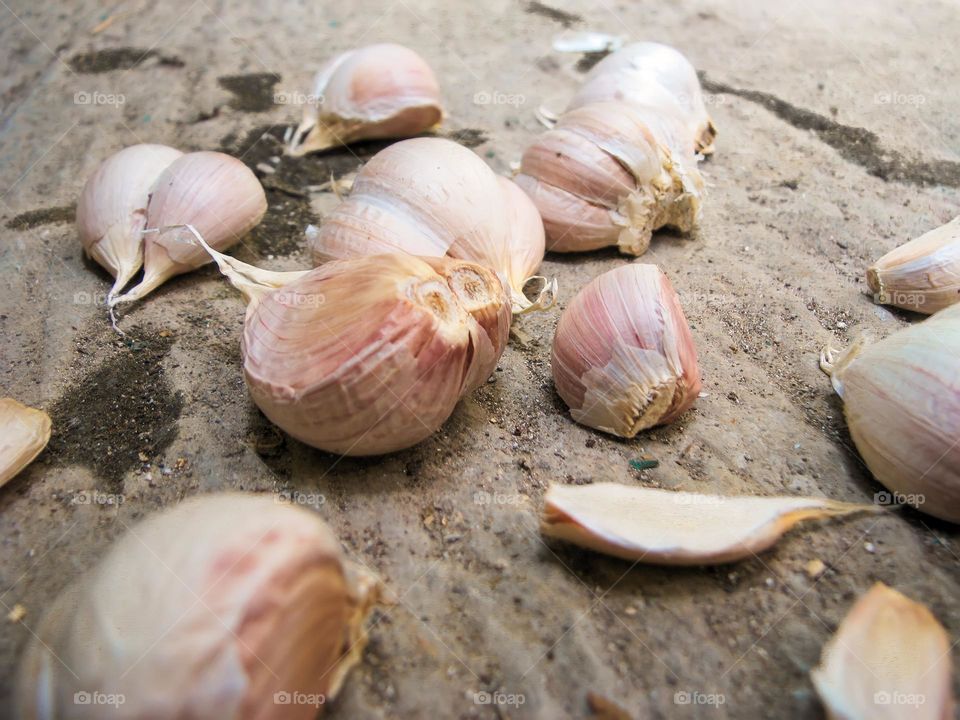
<box><xmin>576</xmin><ymin>51</ymin><xmax>611</xmax><ymax>73</ymax></box>
<box><xmin>217</xmin><ymin>73</ymin><xmax>281</xmax><ymax>113</ymax></box>
<box><xmin>67</xmin><ymin>48</ymin><xmax>184</xmax><ymax>74</ymax></box>
<box><xmin>5</xmin><ymin>204</ymin><xmax>75</xmax><ymax>230</ymax></box>
<box><xmin>525</xmin><ymin>1</ymin><xmax>581</xmax><ymax>27</ymax></box>
<box><xmin>441</xmin><ymin>127</ymin><xmax>489</xmax><ymax>148</ymax></box>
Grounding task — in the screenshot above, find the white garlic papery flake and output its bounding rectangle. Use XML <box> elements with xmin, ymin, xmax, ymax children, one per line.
<box><xmin>287</xmin><ymin>43</ymin><xmax>443</xmax><ymax>156</ymax></box>
<box><xmin>567</xmin><ymin>41</ymin><xmax>717</xmax><ymax>155</ymax></box>
<box><xmin>820</xmin><ymin>303</ymin><xmax>960</xmax><ymax>522</ymax></box>
<box><xmin>75</xmin><ymin>144</ymin><xmax>183</xmax><ymax>303</ymax></box>
<box><xmin>17</xmin><ymin>493</ymin><xmax>383</xmax><ymax>720</ymax></box>
<box><xmin>552</xmin><ymin>264</ymin><xmax>701</xmax><ymax>437</ymax></box>
<box><xmin>515</xmin><ymin>101</ymin><xmax>704</xmax><ymax>255</ymax></box>
<box><xmin>307</xmin><ymin>137</ymin><xmax>552</xmax><ymax>313</ymax></box>
<box><xmin>868</xmin><ymin>216</ymin><xmax>960</xmax><ymax>314</ymax></box>
<box><xmin>111</xmin><ymin>151</ymin><xmax>267</xmax><ymax>307</ymax></box>
<box><xmin>0</xmin><ymin>398</ymin><xmax>51</xmax><ymax>488</ymax></box>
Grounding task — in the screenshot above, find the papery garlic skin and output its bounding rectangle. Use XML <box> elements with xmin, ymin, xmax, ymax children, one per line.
<box><xmin>17</xmin><ymin>493</ymin><xmax>382</xmax><ymax>720</ymax></box>
<box><xmin>0</xmin><ymin>398</ymin><xmax>51</xmax><ymax>488</ymax></box>
<box><xmin>75</xmin><ymin>144</ymin><xmax>182</xmax><ymax>300</ymax></box>
<box><xmin>821</xmin><ymin>303</ymin><xmax>960</xmax><ymax>522</ymax></box>
<box><xmin>868</xmin><ymin>216</ymin><xmax>960</xmax><ymax>314</ymax></box>
<box><xmin>287</xmin><ymin>43</ymin><xmax>442</xmax><ymax>156</ymax></box>
<box><xmin>497</xmin><ymin>175</ymin><xmax>546</xmax><ymax>295</ymax></box>
<box><xmin>552</xmin><ymin>264</ymin><xmax>700</xmax><ymax>437</ymax></box>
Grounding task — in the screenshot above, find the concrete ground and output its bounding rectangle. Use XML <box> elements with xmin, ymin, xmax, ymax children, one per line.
<box><xmin>1</xmin><ymin>0</ymin><xmax>959</xmax><ymax>718</ymax></box>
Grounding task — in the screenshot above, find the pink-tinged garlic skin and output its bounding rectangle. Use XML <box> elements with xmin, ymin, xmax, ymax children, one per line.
<box><xmin>17</xmin><ymin>493</ymin><xmax>381</xmax><ymax>720</ymax></box>
<box><xmin>552</xmin><ymin>264</ymin><xmax>701</xmax><ymax>437</ymax></box>
<box><xmin>243</xmin><ymin>254</ymin><xmax>510</xmax><ymax>456</ymax></box>
<box><xmin>496</xmin><ymin>176</ymin><xmax>546</xmax><ymax>292</ymax></box>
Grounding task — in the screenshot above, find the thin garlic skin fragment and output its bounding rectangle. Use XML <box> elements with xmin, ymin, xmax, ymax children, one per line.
<box><xmin>17</xmin><ymin>493</ymin><xmax>383</xmax><ymax>720</ymax></box>
<box><xmin>0</xmin><ymin>398</ymin><xmax>51</xmax><ymax>488</ymax></box>
<box><xmin>287</xmin><ymin>43</ymin><xmax>442</xmax><ymax>156</ymax></box>
<box><xmin>552</xmin><ymin>264</ymin><xmax>700</xmax><ymax>437</ymax></box>
<box><xmin>821</xmin><ymin>303</ymin><xmax>960</xmax><ymax>522</ymax></box>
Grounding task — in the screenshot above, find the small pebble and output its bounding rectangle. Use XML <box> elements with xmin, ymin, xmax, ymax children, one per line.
<box><xmin>805</xmin><ymin>559</ymin><xmax>826</xmax><ymax>579</ymax></box>
<box><xmin>864</xmin><ymin>542</ymin><xmax>876</xmax><ymax>554</ymax></box>
<box><xmin>7</xmin><ymin>604</ymin><xmax>26</xmax><ymax>623</ymax></box>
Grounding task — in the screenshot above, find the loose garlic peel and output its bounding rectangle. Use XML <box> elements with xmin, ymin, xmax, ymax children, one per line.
<box><xmin>811</xmin><ymin>583</ymin><xmax>954</xmax><ymax>720</ymax></box>
<box><xmin>0</xmin><ymin>398</ymin><xmax>51</xmax><ymax>488</ymax></box>
<box><xmin>540</xmin><ymin>483</ymin><xmax>881</xmax><ymax>565</ymax></box>
<box><xmin>17</xmin><ymin>493</ymin><xmax>383</xmax><ymax>720</ymax></box>
<box><xmin>552</xmin><ymin>264</ymin><xmax>700</xmax><ymax>437</ymax></box>
<box><xmin>287</xmin><ymin>43</ymin><xmax>443</xmax><ymax>156</ymax></box>
<box><xmin>820</xmin><ymin>303</ymin><xmax>960</xmax><ymax>522</ymax></box>
<box><xmin>867</xmin><ymin>216</ymin><xmax>960</xmax><ymax>314</ymax></box>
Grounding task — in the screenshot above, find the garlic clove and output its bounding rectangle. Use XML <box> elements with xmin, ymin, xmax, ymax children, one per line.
<box><xmin>75</xmin><ymin>144</ymin><xmax>183</xmax><ymax>302</ymax></box>
<box><xmin>287</xmin><ymin>43</ymin><xmax>443</xmax><ymax>156</ymax></box>
<box><xmin>820</xmin><ymin>303</ymin><xmax>960</xmax><ymax>522</ymax></box>
<box><xmin>112</xmin><ymin>151</ymin><xmax>267</xmax><ymax>306</ymax></box>
<box><xmin>552</xmin><ymin>263</ymin><xmax>701</xmax><ymax>437</ymax></box>
<box><xmin>867</xmin><ymin>216</ymin><xmax>960</xmax><ymax>314</ymax></box>
<box><xmin>0</xmin><ymin>398</ymin><xmax>51</xmax><ymax>488</ymax></box>
<box><xmin>17</xmin><ymin>493</ymin><xmax>383</xmax><ymax>719</ymax></box>
<box><xmin>541</xmin><ymin>483</ymin><xmax>881</xmax><ymax>565</ymax></box>
<box><xmin>811</xmin><ymin>583</ymin><xmax>954</xmax><ymax>720</ymax></box>
<box><xmin>496</xmin><ymin>176</ymin><xmax>555</xmax><ymax>313</ymax></box>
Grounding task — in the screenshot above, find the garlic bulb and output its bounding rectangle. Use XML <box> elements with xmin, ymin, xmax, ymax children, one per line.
<box><xmin>112</xmin><ymin>151</ymin><xmax>267</xmax><ymax>306</ymax></box>
<box><xmin>515</xmin><ymin>101</ymin><xmax>704</xmax><ymax>255</ymax></box>
<box><xmin>567</xmin><ymin>41</ymin><xmax>716</xmax><ymax>155</ymax></box>
<box><xmin>287</xmin><ymin>43</ymin><xmax>442</xmax><ymax>156</ymax></box>
<box><xmin>75</xmin><ymin>144</ymin><xmax>182</xmax><ymax>302</ymax></box>
<box><xmin>307</xmin><ymin>137</ymin><xmax>553</xmax><ymax>313</ymax></box>
<box><xmin>0</xmin><ymin>398</ymin><xmax>51</xmax><ymax>488</ymax></box>
<box><xmin>820</xmin><ymin>303</ymin><xmax>960</xmax><ymax>522</ymax></box>
<box><xmin>18</xmin><ymin>493</ymin><xmax>382</xmax><ymax>720</ymax></box>
<box><xmin>868</xmin><ymin>216</ymin><xmax>960</xmax><ymax>314</ymax></box>
<box><xmin>552</xmin><ymin>263</ymin><xmax>701</xmax><ymax>437</ymax></box>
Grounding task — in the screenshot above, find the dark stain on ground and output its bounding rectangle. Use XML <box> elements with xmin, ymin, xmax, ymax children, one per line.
<box><xmin>5</xmin><ymin>204</ymin><xmax>76</xmax><ymax>230</ymax></box>
<box><xmin>68</xmin><ymin>47</ymin><xmax>185</xmax><ymax>74</ymax></box>
<box><xmin>47</xmin><ymin>331</ymin><xmax>183</xmax><ymax>489</ymax></box>
<box><xmin>575</xmin><ymin>51</ymin><xmax>611</xmax><ymax>73</ymax></box>
<box><xmin>701</xmin><ymin>73</ymin><xmax>960</xmax><ymax>188</ymax></box>
<box><xmin>217</xmin><ymin>73</ymin><xmax>281</xmax><ymax>113</ymax></box>
<box><xmin>245</xmin><ymin>406</ymin><xmax>292</xmax><ymax>480</ymax></box>
<box><xmin>525</xmin><ymin>1</ymin><xmax>581</xmax><ymax>27</ymax></box>
<box><xmin>441</xmin><ymin>127</ymin><xmax>489</xmax><ymax>148</ymax></box>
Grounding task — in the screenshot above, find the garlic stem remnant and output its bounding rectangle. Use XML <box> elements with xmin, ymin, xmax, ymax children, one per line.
<box><xmin>17</xmin><ymin>493</ymin><xmax>383</xmax><ymax>720</ymax></box>
<box><xmin>287</xmin><ymin>43</ymin><xmax>443</xmax><ymax>156</ymax></box>
<box><xmin>552</xmin><ymin>264</ymin><xmax>700</xmax><ymax>437</ymax></box>
<box><xmin>541</xmin><ymin>483</ymin><xmax>881</xmax><ymax>565</ymax></box>
<box><xmin>867</xmin><ymin>216</ymin><xmax>960</xmax><ymax>314</ymax></box>
<box><xmin>820</xmin><ymin>303</ymin><xmax>960</xmax><ymax>522</ymax></box>
<box><xmin>811</xmin><ymin>583</ymin><xmax>954</xmax><ymax>720</ymax></box>
<box><xmin>0</xmin><ymin>398</ymin><xmax>51</xmax><ymax>488</ymax></box>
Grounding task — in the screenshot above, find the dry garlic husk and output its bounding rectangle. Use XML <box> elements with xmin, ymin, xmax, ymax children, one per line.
<box><xmin>515</xmin><ymin>101</ymin><xmax>703</xmax><ymax>255</ymax></box>
<box><xmin>307</xmin><ymin>137</ymin><xmax>553</xmax><ymax>313</ymax></box>
<box><xmin>552</xmin><ymin>264</ymin><xmax>701</xmax><ymax>437</ymax></box>
<box><xmin>287</xmin><ymin>43</ymin><xmax>442</xmax><ymax>156</ymax></box>
<box><xmin>18</xmin><ymin>493</ymin><xmax>382</xmax><ymax>720</ymax></box>
<box><xmin>567</xmin><ymin>41</ymin><xmax>717</xmax><ymax>155</ymax></box>
<box><xmin>811</xmin><ymin>583</ymin><xmax>953</xmax><ymax>720</ymax></box>
<box><xmin>867</xmin><ymin>216</ymin><xmax>960</xmax><ymax>314</ymax></box>
<box><xmin>111</xmin><ymin>151</ymin><xmax>267</xmax><ymax>306</ymax></box>
<box><xmin>0</xmin><ymin>398</ymin><xmax>51</xmax><ymax>488</ymax></box>
<box><xmin>541</xmin><ymin>483</ymin><xmax>880</xmax><ymax>565</ymax></box>
<box><xmin>820</xmin><ymin>303</ymin><xmax>960</xmax><ymax>522</ymax></box>
<box><xmin>75</xmin><ymin>144</ymin><xmax>183</xmax><ymax>302</ymax></box>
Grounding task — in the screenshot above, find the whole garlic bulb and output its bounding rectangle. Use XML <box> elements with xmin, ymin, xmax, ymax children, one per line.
<box><xmin>17</xmin><ymin>493</ymin><xmax>383</xmax><ymax>720</ymax></box>
<box><xmin>112</xmin><ymin>151</ymin><xmax>267</xmax><ymax>307</ymax></box>
<box><xmin>515</xmin><ymin>101</ymin><xmax>704</xmax><ymax>255</ymax></box>
<box><xmin>867</xmin><ymin>216</ymin><xmax>960</xmax><ymax>314</ymax></box>
<box><xmin>552</xmin><ymin>263</ymin><xmax>701</xmax><ymax>437</ymax></box>
<box><xmin>75</xmin><ymin>144</ymin><xmax>182</xmax><ymax>302</ymax></box>
<box><xmin>821</xmin><ymin>304</ymin><xmax>960</xmax><ymax>522</ymax></box>
<box><xmin>287</xmin><ymin>43</ymin><xmax>443</xmax><ymax>156</ymax></box>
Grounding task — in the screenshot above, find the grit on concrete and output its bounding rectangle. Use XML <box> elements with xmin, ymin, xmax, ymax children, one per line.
<box><xmin>1</xmin><ymin>1</ymin><xmax>959</xmax><ymax>718</ymax></box>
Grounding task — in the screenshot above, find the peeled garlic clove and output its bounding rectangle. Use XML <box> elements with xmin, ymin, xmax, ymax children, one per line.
<box><xmin>568</xmin><ymin>41</ymin><xmax>717</xmax><ymax>155</ymax></box>
<box><xmin>18</xmin><ymin>493</ymin><xmax>383</xmax><ymax>719</ymax></box>
<box><xmin>867</xmin><ymin>216</ymin><xmax>960</xmax><ymax>314</ymax></box>
<box><xmin>287</xmin><ymin>43</ymin><xmax>443</xmax><ymax>156</ymax></box>
<box><xmin>75</xmin><ymin>144</ymin><xmax>183</xmax><ymax>301</ymax></box>
<box><xmin>552</xmin><ymin>264</ymin><xmax>701</xmax><ymax>436</ymax></box>
<box><xmin>113</xmin><ymin>151</ymin><xmax>267</xmax><ymax>306</ymax></box>
<box><xmin>0</xmin><ymin>398</ymin><xmax>51</xmax><ymax>488</ymax></box>
<box><xmin>820</xmin><ymin>304</ymin><xmax>960</xmax><ymax>522</ymax></box>
<box><xmin>811</xmin><ymin>583</ymin><xmax>954</xmax><ymax>720</ymax></box>
<box><xmin>541</xmin><ymin>482</ymin><xmax>880</xmax><ymax>565</ymax></box>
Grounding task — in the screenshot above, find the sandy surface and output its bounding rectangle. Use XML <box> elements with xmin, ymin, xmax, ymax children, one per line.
<box><xmin>2</xmin><ymin>0</ymin><xmax>959</xmax><ymax>718</ymax></box>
